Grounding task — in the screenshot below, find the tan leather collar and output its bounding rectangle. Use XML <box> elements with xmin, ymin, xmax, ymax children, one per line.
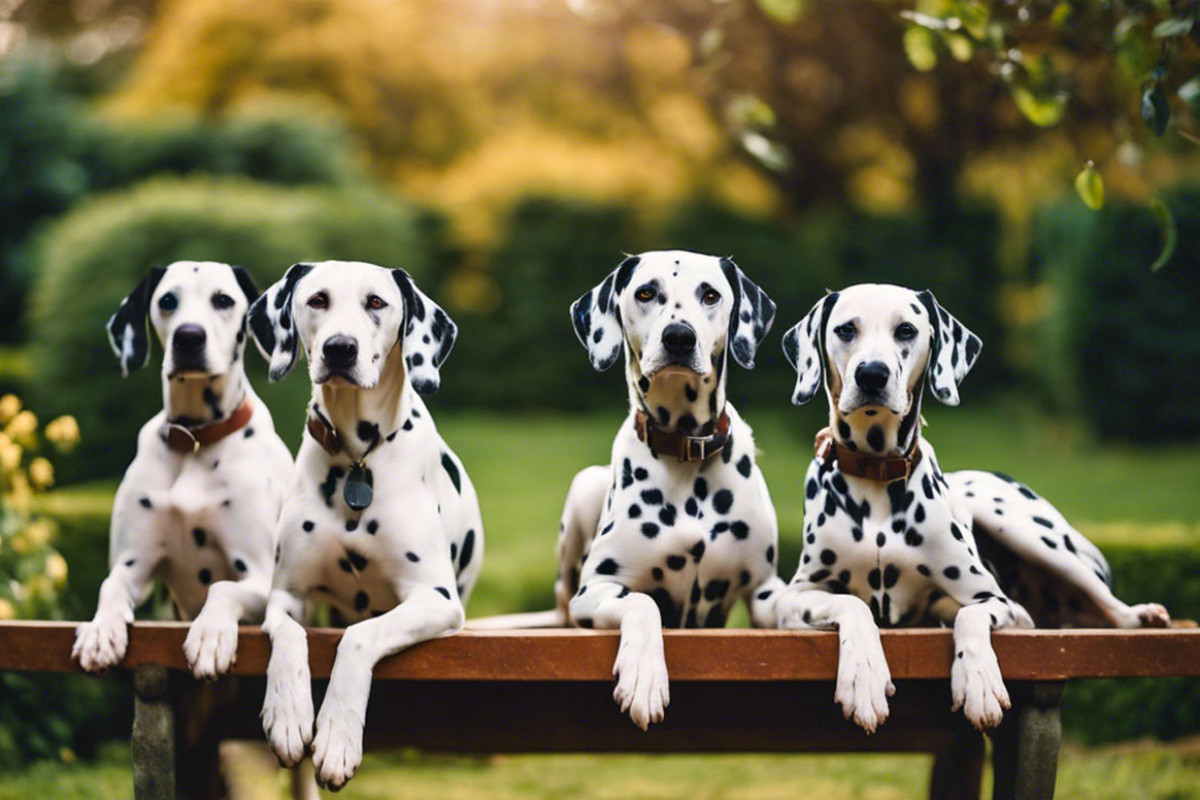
<box><xmin>634</xmin><ymin>409</ymin><xmax>731</xmax><ymax>462</ymax></box>
<box><xmin>307</xmin><ymin>412</ymin><xmax>343</xmax><ymax>456</ymax></box>
<box><xmin>161</xmin><ymin>398</ymin><xmax>254</xmax><ymax>454</ymax></box>
<box><xmin>815</xmin><ymin>426</ymin><xmax>921</xmax><ymax>483</ymax></box>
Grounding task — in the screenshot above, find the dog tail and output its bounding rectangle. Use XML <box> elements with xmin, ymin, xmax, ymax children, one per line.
<box><xmin>464</xmin><ymin>609</ymin><xmax>568</xmax><ymax>630</ymax></box>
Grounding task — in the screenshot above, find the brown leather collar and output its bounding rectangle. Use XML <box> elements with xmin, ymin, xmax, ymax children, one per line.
<box><xmin>815</xmin><ymin>426</ymin><xmax>921</xmax><ymax>483</ymax></box>
<box><xmin>307</xmin><ymin>412</ymin><xmax>343</xmax><ymax>455</ymax></box>
<box><xmin>161</xmin><ymin>398</ymin><xmax>254</xmax><ymax>454</ymax></box>
<box><xmin>634</xmin><ymin>410</ymin><xmax>731</xmax><ymax>462</ymax></box>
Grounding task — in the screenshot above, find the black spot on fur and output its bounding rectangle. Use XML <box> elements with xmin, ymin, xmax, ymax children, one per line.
<box><xmin>820</xmin><ymin>549</ymin><xmax>837</xmax><ymax>566</ymax></box>
<box><xmin>198</xmin><ymin>569</ymin><xmax>212</xmax><ymax>585</ymax></box>
<box><xmin>347</xmin><ymin>549</ymin><xmax>369</xmax><ymax>571</ymax></box>
<box><xmin>713</xmin><ymin>489</ymin><xmax>733</xmax><ymax>514</ymax></box>
<box><xmin>435</xmin><ymin>586</ymin><xmax>451</xmax><ymax>600</ymax></box>
<box><xmin>1032</xmin><ymin>516</ymin><xmax>1054</xmax><ymax>529</ymax></box>
<box><xmin>355</xmin><ymin>591</ymin><xmax>370</xmax><ymax>611</ymax></box>
<box><xmin>867</xmin><ymin>425</ymin><xmax>885</xmax><ymax>452</ymax></box>
<box><xmin>459</xmin><ymin>528</ymin><xmax>476</xmax><ymax>572</ymax></box>
<box><xmin>628</xmin><ymin>504</ymin><xmax>642</xmax><ymax>518</ymax></box>
<box><xmin>641</xmin><ymin>489</ymin><xmax>663</xmax><ymax>505</ymax></box>
<box><xmin>346</xmin><ymin>519</ymin><xmax>358</xmax><ymax>532</ymax></box>
<box><xmin>659</xmin><ymin>505</ymin><xmax>677</xmax><ymax>525</ymax></box>
<box><xmin>406</xmin><ymin>552</ymin><xmax>420</xmax><ymax>562</ymax></box>
<box><xmin>883</xmin><ymin>564</ymin><xmax>900</xmax><ymax>588</ymax></box>
<box><xmin>1040</xmin><ymin>536</ymin><xmax>1058</xmax><ymax>549</ymax></box>
<box><xmin>666</xmin><ymin>555</ymin><xmax>686</xmax><ymax>570</ymax></box>
<box><xmin>730</xmin><ymin>521</ymin><xmax>749</xmax><ymax>539</ymax></box>
<box><xmin>192</xmin><ymin>528</ymin><xmax>206</xmax><ymax>547</ymax></box>
<box><xmin>320</xmin><ymin>467</ymin><xmax>345</xmax><ymax>508</ymax></box>
<box><xmin>736</xmin><ymin>454</ymin><xmax>752</xmax><ymax>478</ymax></box>
<box><xmin>366</xmin><ymin>519</ymin><xmax>379</xmax><ymax>535</ymax></box>
<box><xmin>944</xmin><ymin>566</ymin><xmax>960</xmax><ymax>580</ymax></box>
<box><xmin>234</xmin><ymin>558</ymin><xmax>247</xmax><ymax>572</ymax></box>
<box><xmin>441</xmin><ymin>452</ymin><xmax>462</xmax><ymax>493</ymax></box>
<box><xmin>302</xmin><ymin>520</ymin><xmax>315</xmax><ymax>532</ymax></box>
<box><xmin>139</xmin><ymin>497</ymin><xmax>152</xmax><ymax>509</ymax></box>
<box><xmin>596</xmin><ymin>558</ymin><xmax>619</xmax><ymax>575</ymax></box>
<box><xmin>642</xmin><ymin>522</ymin><xmax>660</xmax><ymax>538</ymax></box>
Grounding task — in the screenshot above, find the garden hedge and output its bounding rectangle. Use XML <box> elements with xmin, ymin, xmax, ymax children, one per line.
<box><xmin>27</xmin><ymin>176</ymin><xmax>447</xmax><ymax>482</ymax></box>
<box><xmin>1035</xmin><ymin>190</ymin><xmax>1200</xmax><ymax>442</ymax></box>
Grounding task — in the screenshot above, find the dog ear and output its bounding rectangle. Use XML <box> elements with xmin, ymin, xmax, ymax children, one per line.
<box><xmin>781</xmin><ymin>291</ymin><xmax>840</xmax><ymax>406</ymax></box>
<box><xmin>248</xmin><ymin>263</ymin><xmax>312</xmax><ymax>382</ymax></box>
<box><xmin>570</xmin><ymin>255</ymin><xmax>640</xmax><ymax>372</ymax></box>
<box><xmin>231</xmin><ymin>266</ymin><xmax>260</xmax><ymax>306</ymax></box>
<box><xmin>916</xmin><ymin>290</ymin><xmax>982</xmax><ymax>406</ymax></box>
<box><xmin>106</xmin><ymin>267</ymin><xmax>166</xmax><ymax>378</ymax></box>
<box><xmin>392</xmin><ymin>269</ymin><xmax>457</xmax><ymax>396</ymax></box>
<box><xmin>719</xmin><ymin>257</ymin><xmax>776</xmax><ymax>369</ymax></box>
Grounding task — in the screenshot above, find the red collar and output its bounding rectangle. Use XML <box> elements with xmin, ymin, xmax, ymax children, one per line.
<box><xmin>814</xmin><ymin>427</ymin><xmax>922</xmax><ymax>483</ymax></box>
<box><xmin>161</xmin><ymin>398</ymin><xmax>254</xmax><ymax>454</ymax></box>
<box><xmin>634</xmin><ymin>410</ymin><xmax>731</xmax><ymax>462</ymax></box>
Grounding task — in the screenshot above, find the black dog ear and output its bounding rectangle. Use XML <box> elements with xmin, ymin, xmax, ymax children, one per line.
<box><xmin>107</xmin><ymin>267</ymin><xmax>166</xmax><ymax>378</ymax></box>
<box><xmin>781</xmin><ymin>291</ymin><xmax>840</xmax><ymax>406</ymax></box>
<box><xmin>570</xmin><ymin>255</ymin><xmax>640</xmax><ymax>372</ymax></box>
<box><xmin>392</xmin><ymin>269</ymin><xmax>458</xmax><ymax>395</ymax></box>
<box><xmin>719</xmin><ymin>257</ymin><xmax>776</xmax><ymax>369</ymax></box>
<box><xmin>231</xmin><ymin>266</ymin><xmax>260</xmax><ymax>306</ymax></box>
<box><xmin>248</xmin><ymin>263</ymin><xmax>312</xmax><ymax>382</ymax></box>
<box><xmin>916</xmin><ymin>290</ymin><xmax>982</xmax><ymax>406</ymax></box>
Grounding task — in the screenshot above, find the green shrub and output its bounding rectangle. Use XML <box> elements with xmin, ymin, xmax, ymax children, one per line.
<box><xmin>27</xmin><ymin>176</ymin><xmax>446</xmax><ymax>481</ymax></box>
<box><xmin>443</xmin><ymin>197</ymin><xmax>642</xmax><ymax>410</ymax></box>
<box><xmin>0</xmin><ymin>55</ymin><xmax>359</xmax><ymax>343</ymax></box>
<box><xmin>1035</xmin><ymin>192</ymin><xmax>1200</xmax><ymax>441</ymax></box>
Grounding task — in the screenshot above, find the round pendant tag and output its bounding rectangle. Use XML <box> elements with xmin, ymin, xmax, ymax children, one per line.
<box><xmin>344</xmin><ymin>465</ymin><xmax>373</xmax><ymax>511</ymax></box>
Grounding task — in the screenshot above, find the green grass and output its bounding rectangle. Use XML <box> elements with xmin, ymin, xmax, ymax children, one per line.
<box><xmin>7</xmin><ymin>741</ymin><xmax>1200</xmax><ymax>800</ymax></box>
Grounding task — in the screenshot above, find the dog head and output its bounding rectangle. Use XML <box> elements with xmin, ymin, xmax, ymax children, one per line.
<box><xmin>571</xmin><ymin>251</ymin><xmax>774</xmax><ymax>428</ymax></box>
<box><xmin>107</xmin><ymin>261</ymin><xmax>259</xmax><ymax>380</ymax></box>
<box><xmin>782</xmin><ymin>284</ymin><xmax>980</xmax><ymax>450</ymax></box>
<box><xmin>248</xmin><ymin>261</ymin><xmax>456</xmax><ymax>394</ymax></box>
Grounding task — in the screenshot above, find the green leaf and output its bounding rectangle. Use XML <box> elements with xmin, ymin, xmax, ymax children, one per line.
<box><xmin>904</xmin><ymin>26</ymin><xmax>939</xmax><ymax>72</ymax></box>
<box><xmin>1150</xmin><ymin>197</ymin><xmax>1177</xmax><ymax>272</ymax></box>
<box><xmin>756</xmin><ymin>0</ymin><xmax>805</xmax><ymax>25</ymax></box>
<box><xmin>1075</xmin><ymin>161</ymin><xmax>1104</xmax><ymax>210</ymax></box>
<box><xmin>1143</xmin><ymin>84</ymin><xmax>1171</xmax><ymax>136</ymax></box>
<box><xmin>728</xmin><ymin>95</ymin><xmax>777</xmax><ymax>129</ymax></box>
<box><xmin>1178</xmin><ymin>75</ymin><xmax>1200</xmax><ymax>113</ymax></box>
<box><xmin>1012</xmin><ymin>84</ymin><xmax>1066</xmax><ymax>126</ymax></box>
<box><xmin>1153</xmin><ymin>16</ymin><xmax>1194</xmax><ymax>38</ymax></box>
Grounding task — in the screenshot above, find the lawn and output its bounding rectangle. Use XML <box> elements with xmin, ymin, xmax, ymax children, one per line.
<box><xmin>9</xmin><ymin>398</ymin><xmax>1200</xmax><ymax>797</ymax></box>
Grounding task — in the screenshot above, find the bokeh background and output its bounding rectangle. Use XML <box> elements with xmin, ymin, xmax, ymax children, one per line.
<box><xmin>2</xmin><ymin>0</ymin><xmax>1200</xmax><ymax>797</ymax></box>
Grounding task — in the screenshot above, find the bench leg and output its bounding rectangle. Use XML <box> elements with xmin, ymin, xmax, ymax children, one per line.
<box><xmin>132</xmin><ymin>665</ymin><xmax>176</xmax><ymax>800</ymax></box>
<box><xmin>990</xmin><ymin>681</ymin><xmax>1063</xmax><ymax>800</ymax></box>
<box><xmin>929</xmin><ymin>730</ymin><xmax>984</xmax><ymax>800</ymax></box>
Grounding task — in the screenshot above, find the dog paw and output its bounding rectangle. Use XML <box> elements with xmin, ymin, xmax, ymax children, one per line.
<box><xmin>312</xmin><ymin>701</ymin><xmax>363</xmax><ymax>791</ymax></box>
<box><xmin>834</xmin><ymin>624</ymin><xmax>895</xmax><ymax>734</ymax></box>
<box><xmin>612</xmin><ymin>634</ymin><xmax>670</xmax><ymax>731</ymax></box>
<box><xmin>72</xmin><ymin>615</ymin><xmax>128</xmax><ymax>674</ymax></box>
<box><xmin>184</xmin><ymin>610</ymin><xmax>239</xmax><ymax>681</ymax></box>
<box><xmin>951</xmin><ymin>647</ymin><xmax>1010</xmax><ymax>731</ymax></box>
<box><xmin>262</xmin><ymin>663</ymin><xmax>314</xmax><ymax>767</ymax></box>
<box><xmin>1134</xmin><ymin>603</ymin><xmax>1171</xmax><ymax>628</ymax></box>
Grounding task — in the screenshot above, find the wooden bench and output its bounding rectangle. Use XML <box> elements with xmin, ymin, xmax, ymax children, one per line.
<box><xmin>3</xmin><ymin>622</ymin><xmax>1199</xmax><ymax>800</ymax></box>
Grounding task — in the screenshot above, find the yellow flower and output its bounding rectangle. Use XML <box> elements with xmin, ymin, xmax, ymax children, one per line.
<box><xmin>0</xmin><ymin>599</ymin><xmax>14</xmax><ymax>620</ymax></box>
<box><xmin>0</xmin><ymin>394</ymin><xmax>20</xmax><ymax>423</ymax></box>
<box><xmin>9</xmin><ymin>532</ymin><xmax>29</xmax><ymax>554</ymax></box>
<box><xmin>25</xmin><ymin>518</ymin><xmax>53</xmax><ymax>548</ymax></box>
<box><xmin>45</xmin><ymin>553</ymin><xmax>68</xmax><ymax>585</ymax></box>
<box><xmin>45</xmin><ymin>415</ymin><xmax>80</xmax><ymax>450</ymax></box>
<box><xmin>5</xmin><ymin>409</ymin><xmax>37</xmax><ymax>443</ymax></box>
<box><xmin>7</xmin><ymin>472</ymin><xmax>32</xmax><ymax>514</ymax></box>
<box><xmin>29</xmin><ymin>457</ymin><xmax>54</xmax><ymax>490</ymax></box>
<box><xmin>0</xmin><ymin>440</ymin><xmax>21</xmax><ymax>473</ymax></box>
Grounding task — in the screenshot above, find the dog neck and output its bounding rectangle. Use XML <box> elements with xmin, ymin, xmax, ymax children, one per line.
<box><xmin>310</xmin><ymin>345</ymin><xmax>411</xmax><ymax>460</ymax></box>
<box><xmin>163</xmin><ymin>368</ymin><xmax>247</xmax><ymax>428</ymax></box>
<box><xmin>626</xmin><ymin>349</ymin><xmax>727</xmax><ymax>436</ymax></box>
<box><xmin>830</xmin><ymin>386</ymin><xmax>923</xmax><ymax>458</ymax></box>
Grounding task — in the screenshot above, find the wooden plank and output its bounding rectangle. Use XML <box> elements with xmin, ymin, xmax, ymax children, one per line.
<box><xmin>3</xmin><ymin>622</ymin><xmax>1200</xmax><ymax>681</ymax></box>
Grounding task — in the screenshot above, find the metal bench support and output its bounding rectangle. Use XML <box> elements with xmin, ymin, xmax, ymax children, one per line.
<box><xmin>990</xmin><ymin>681</ymin><xmax>1064</xmax><ymax>800</ymax></box>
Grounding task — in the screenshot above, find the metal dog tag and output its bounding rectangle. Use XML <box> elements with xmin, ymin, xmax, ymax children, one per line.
<box><xmin>344</xmin><ymin>465</ymin><xmax>373</xmax><ymax>511</ymax></box>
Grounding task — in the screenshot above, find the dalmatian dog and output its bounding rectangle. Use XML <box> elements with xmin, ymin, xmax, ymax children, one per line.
<box><xmin>248</xmin><ymin>260</ymin><xmax>480</xmax><ymax>790</ymax></box>
<box><xmin>554</xmin><ymin>250</ymin><xmax>786</xmax><ymax>730</ymax></box>
<box><xmin>73</xmin><ymin>261</ymin><xmax>293</xmax><ymax>680</ymax></box>
<box><xmin>776</xmin><ymin>283</ymin><xmax>1171</xmax><ymax>733</ymax></box>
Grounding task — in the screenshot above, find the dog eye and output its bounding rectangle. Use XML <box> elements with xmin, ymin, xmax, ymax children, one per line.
<box><xmin>157</xmin><ymin>293</ymin><xmax>178</xmax><ymax>312</ymax></box>
<box><xmin>895</xmin><ymin>322</ymin><xmax>918</xmax><ymax>341</ymax></box>
<box><xmin>635</xmin><ymin>285</ymin><xmax>657</xmax><ymax>303</ymax></box>
<box><xmin>307</xmin><ymin>292</ymin><xmax>329</xmax><ymax>310</ymax></box>
<box><xmin>833</xmin><ymin>322</ymin><xmax>856</xmax><ymax>342</ymax></box>
<box><xmin>701</xmin><ymin>289</ymin><xmax>721</xmax><ymax>306</ymax></box>
<box><xmin>211</xmin><ymin>292</ymin><xmax>235</xmax><ymax>310</ymax></box>
<box><xmin>366</xmin><ymin>295</ymin><xmax>387</xmax><ymax>311</ymax></box>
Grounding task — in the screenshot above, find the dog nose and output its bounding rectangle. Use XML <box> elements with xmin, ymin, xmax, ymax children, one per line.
<box><xmin>323</xmin><ymin>335</ymin><xmax>358</xmax><ymax>367</ymax></box>
<box><xmin>662</xmin><ymin>323</ymin><xmax>697</xmax><ymax>358</ymax></box>
<box><xmin>172</xmin><ymin>324</ymin><xmax>206</xmax><ymax>352</ymax></box>
<box><xmin>855</xmin><ymin>361</ymin><xmax>890</xmax><ymax>394</ymax></box>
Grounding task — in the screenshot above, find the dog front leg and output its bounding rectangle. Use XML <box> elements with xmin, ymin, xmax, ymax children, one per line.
<box><xmin>951</xmin><ymin>597</ymin><xmax>1034</xmax><ymax>731</ymax></box>
<box><xmin>262</xmin><ymin>587</ymin><xmax>313</xmax><ymax>768</ymax></box>
<box><xmin>185</xmin><ymin>573</ymin><xmax>271</xmax><ymax>680</ymax></box>
<box><xmin>73</xmin><ymin>549</ymin><xmax>161</xmax><ymax>673</ymax></box>
<box><xmin>746</xmin><ymin>575</ymin><xmax>788</xmax><ymax>629</ymax></box>
<box><xmin>777</xmin><ymin>588</ymin><xmax>894</xmax><ymax>733</ymax></box>
<box><xmin>311</xmin><ymin>584</ymin><xmax>464</xmax><ymax>790</ymax></box>
<box><xmin>570</xmin><ymin>583</ymin><xmax>669</xmax><ymax>731</ymax></box>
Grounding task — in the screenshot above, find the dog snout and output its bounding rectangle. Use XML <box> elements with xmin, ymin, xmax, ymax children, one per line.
<box><xmin>322</xmin><ymin>335</ymin><xmax>359</xmax><ymax>368</ymax></box>
<box><xmin>172</xmin><ymin>324</ymin><xmax>207</xmax><ymax>353</ymax></box>
<box><xmin>854</xmin><ymin>361</ymin><xmax>890</xmax><ymax>395</ymax></box>
<box><xmin>662</xmin><ymin>323</ymin><xmax>697</xmax><ymax>358</ymax></box>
